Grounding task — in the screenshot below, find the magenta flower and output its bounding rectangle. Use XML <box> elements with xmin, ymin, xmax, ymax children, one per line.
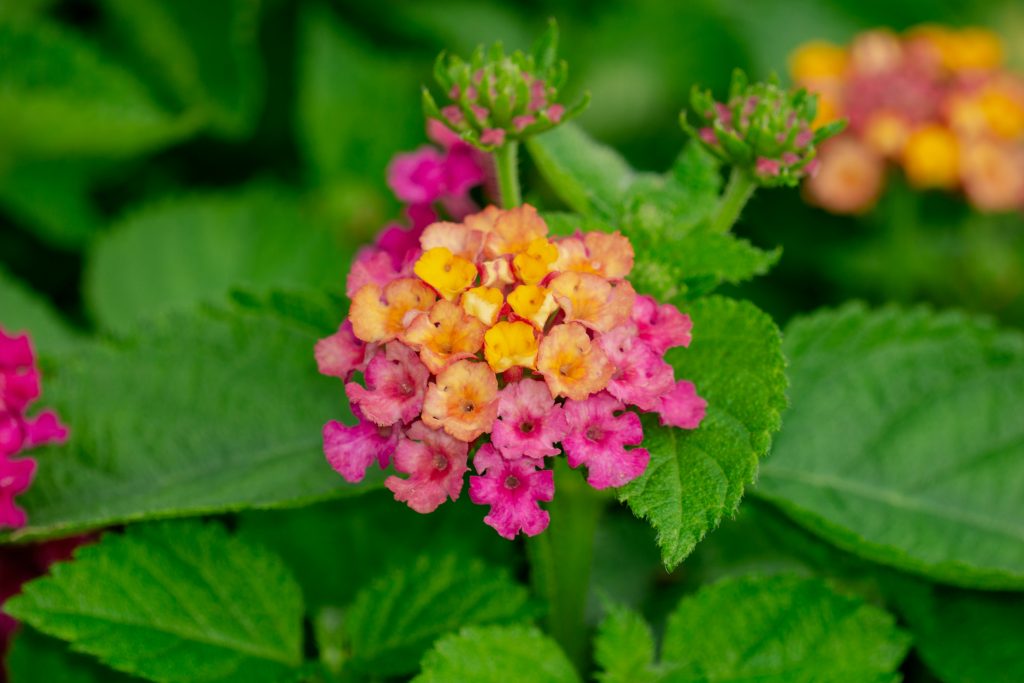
<box><xmin>599</xmin><ymin>325</ymin><xmax>675</xmax><ymax>411</ymax></box>
<box><xmin>322</xmin><ymin>406</ymin><xmax>399</xmax><ymax>483</ymax></box>
<box><xmin>315</xmin><ymin>321</ymin><xmax>370</xmax><ymax>381</ymax></box>
<box><xmin>388</xmin><ymin>147</ymin><xmax>448</xmax><ymax>205</ymax></box>
<box><xmin>0</xmin><ymin>457</ymin><xmax>36</xmax><ymax>528</ymax></box>
<box><xmin>632</xmin><ymin>296</ymin><xmax>693</xmax><ymax>356</ymax></box>
<box><xmin>491</xmin><ymin>379</ymin><xmax>568</xmax><ymax>460</ymax></box>
<box><xmin>656</xmin><ymin>380</ymin><xmax>708</xmax><ymax>430</ymax></box>
<box><xmin>562</xmin><ymin>392</ymin><xmax>650</xmax><ymax>490</ymax></box>
<box><xmin>469</xmin><ymin>443</ymin><xmax>554</xmax><ymax>539</ymax></box>
<box><xmin>346</xmin><ymin>342</ymin><xmax>430</xmax><ymax>427</ymax></box>
<box><xmin>385</xmin><ymin>421</ymin><xmax>469</xmax><ymax>513</ymax></box>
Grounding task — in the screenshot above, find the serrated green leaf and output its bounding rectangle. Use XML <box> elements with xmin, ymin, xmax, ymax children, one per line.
<box><xmin>7</xmin><ymin>521</ymin><xmax>303</xmax><ymax>683</ymax></box>
<box><xmin>412</xmin><ymin>625</ymin><xmax>580</xmax><ymax>683</ymax></box>
<box><xmin>622</xmin><ymin>296</ymin><xmax>787</xmax><ymax>569</ymax></box>
<box><xmin>85</xmin><ymin>186</ymin><xmax>352</xmax><ymax>333</ymax></box>
<box><xmin>886</xmin><ymin>578</ymin><xmax>1024</xmax><ymax>683</ymax></box>
<box><xmin>0</xmin><ymin>19</ymin><xmax>191</xmax><ymax>157</ymax></box>
<box><xmin>594</xmin><ymin>604</ymin><xmax>661</xmax><ymax>683</ymax></box>
<box><xmin>527</xmin><ymin>122</ymin><xmax>635</xmax><ymax>219</ymax></box>
<box><xmin>0</xmin><ymin>267</ymin><xmax>83</xmax><ymax>356</ymax></box>
<box><xmin>756</xmin><ymin>304</ymin><xmax>1024</xmax><ymax>588</ymax></box>
<box><xmin>99</xmin><ymin>0</ymin><xmax>264</xmax><ymax>138</ymax></box>
<box><xmin>344</xmin><ymin>553</ymin><xmax>535</xmax><ymax>677</ymax></box>
<box><xmin>7</xmin><ymin>627</ymin><xmax>142</xmax><ymax>683</ymax></box>
<box><xmin>3</xmin><ymin>291</ymin><xmax>365</xmax><ymax>542</ymax></box>
<box><xmin>660</xmin><ymin>575</ymin><xmax>910</xmax><ymax>683</ymax></box>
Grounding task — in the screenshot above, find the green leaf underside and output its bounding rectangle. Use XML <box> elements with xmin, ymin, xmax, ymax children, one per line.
<box><xmin>660</xmin><ymin>575</ymin><xmax>910</xmax><ymax>682</ymax></box>
<box><xmin>0</xmin><ymin>19</ymin><xmax>189</xmax><ymax>157</ymax></box>
<box><xmin>412</xmin><ymin>625</ymin><xmax>580</xmax><ymax>683</ymax></box>
<box><xmin>6</xmin><ymin>521</ymin><xmax>304</xmax><ymax>683</ymax></box>
<box><xmin>3</xmin><ymin>291</ymin><xmax>366</xmax><ymax>542</ymax></box>
<box><xmin>887</xmin><ymin>579</ymin><xmax>1024</xmax><ymax>683</ymax></box>
<box><xmin>757</xmin><ymin>304</ymin><xmax>1024</xmax><ymax>588</ymax></box>
<box><xmin>527</xmin><ymin>122</ymin><xmax>635</xmax><ymax>219</ymax></box>
<box><xmin>622</xmin><ymin>296</ymin><xmax>787</xmax><ymax>569</ymax></box>
<box><xmin>7</xmin><ymin>628</ymin><xmax>142</xmax><ymax>683</ymax></box>
<box><xmin>0</xmin><ymin>267</ymin><xmax>83</xmax><ymax>356</ymax></box>
<box><xmin>86</xmin><ymin>186</ymin><xmax>352</xmax><ymax>333</ymax></box>
<box><xmin>344</xmin><ymin>553</ymin><xmax>535</xmax><ymax>677</ymax></box>
<box><xmin>594</xmin><ymin>604</ymin><xmax>660</xmax><ymax>683</ymax></box>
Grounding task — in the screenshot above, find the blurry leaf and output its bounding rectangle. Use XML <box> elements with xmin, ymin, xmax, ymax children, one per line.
<box><xmin>7</xmin><ymin>521</ymin><xmax>304</xmax><ymax>683</ymax></box>
<box><xmin>3</xmin><ymin>291</ymin><xmax>367</xmax><ymax>542</ymax></box>
<box><xmin>85</xmin><ymin>186</ymin><xmax>352</xmax><ymax>333</ymax></box>
<box><xmin>587</xmin><ymin>511</ymin><xmax>660</xmax><ymax>624</ymax></box>
<box><xmin>344</xmin><ymin>553</ymin><xmax>535</xmax><ymax>677</ymax></box>
<box><xmin>100</xmin><ymin>0</ymin><xmax>265</xmax><ymax>138</ymax></box>
<box><xmin>622</xmin><ymin>296</ymin><xmax>787</xmax><ymax>569</ymax></box>
<box><xmin>236</xmin><ymin>491</ymin><xmax>515</xmax><ymax>611</ymax></box>
<box><xmin>886</xmin><ymin>578</ymin><xmax>1024</xmax><ymax>683</ymax></box>
<box><xmin>594</xmin><ymin>604</ymin><xmax>660</xmax><ymax>683</ymax></box>
<box><xmin>7</xmin><ymin>627</ymin><xmax>141</xmax><ymax>683</ymax></box>
<box><xmin>528</xmin><ymin>122</ymin><xmax>636</xmax><ymax>218</ymax></box>
<box><xmin>0</xmin><ymin>19</ymin><xmax>192</xmax><ymax>157</ymax></box>
<box><xmin>757</xmin><ymin>304</ymin><xmax>1024</xmax><ymax>589</ymax></box>
<box><xmin>660</xmin><ymin>575</ymin><xmax>910</xmax><ymax>682</ymax></box>
<box><xmin>392</xmin><ymin>0</ymin><xmax>530</xmax><ymax>53</ymax></box>
<box><xmin>296</xmin><ymin>3</ymin><xmax>422</xmax><ymax>186</ymax></box>
<box><xmin>412</xmin><ymin>625</ymin><xmax>580</xmax><ymax>683</ymax></box>
<box><xmin>0</xmin><ymin>266</ymin><xmax>83</xmax><ymax>356</ymax></box>
<box><xmin>0</xmin><ymin>158</ymin><xmax>103</xmax><ymax>249</ymax></box>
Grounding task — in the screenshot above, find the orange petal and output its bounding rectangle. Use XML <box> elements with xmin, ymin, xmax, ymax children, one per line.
<box><xmin>483</xmin><ymin>204</ymin><xmax>549</xmax><ymax>258</ymax></box>
<box><xmin>549</xmin><ymin>272</ymin><xmax>636</xmax><ymax>332</ymax></box>
<box><xmin>349</xmin><ymin>279</ymin><xmax>437</xmax><ymax>343</ymax></box>
<box><xmin>464</xmin><ymin>205</ymin><xmax>502</xmax><ymax>234</ymax></box>
<box><xmin>484</xmin><ymin>320</ymin><xmax>538</xmax><ymax>373</ymax></box>
<box><xmin>553</xmin><ymin>237</ymin><xmax>597</xmax><ymax>274</ymax></box>
<box><xmin>537</xmin><ymin>322</ymin><xmax>613</xmax><ymax>400</ymax></box>
<box><xmin>507</xmin><ymin>284</ymin><xmax>559</xmax><ymax>329</ymax></box>
<box><xmin>584</xmin><ymin>232</ymin><xmax>634</xmax><ymax>279</ymax></box>
<box><xmin>414</xmin><ymin>247</ymin><xmax>478</xmax><ymax>300</ymax></box>
<box><xmin>401</xmin><ymin>300</ymin><xmax>487</xmax><ymax>373</ymax></box>
<box><xmin>480</xmin><ymin>257</ymin><xmax>516</xmax><ymax>288</ymax></box>
<box><xmin>461</xmin><ymin>286</ymin><xmax>504</xmax><ymax>326</ymax></box>
<box><xmin>420</xmin><ymin>221</ymin><xmax>486</xmax><ymax>260</ymax></box>
<box><xmin>421</xmin><ymin>360</ymin><xmax>499</xmax><ymax>441</ymax></box>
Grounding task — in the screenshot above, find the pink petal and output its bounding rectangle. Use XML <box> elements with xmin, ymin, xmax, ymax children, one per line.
<box><xmin>599</xmin><ymin>325</ymin><xmax>675</xmax><ymax>411</ymax></box>
<box><xmin>387</xmin><ymin>147</ymin><xmax>447</xmax><ymax>205</ymax></box>
<box><xmin>562</xmin><ymin>393</ymin><xmax>650</xmax><ymax>490</ymax></box>
<box><xmin>0</xmin><ymin>412</ymin><xmax>25</xmax><ymax>458</ymax></box>
<box><xmin>0</xmin><ymin>457</ymin><xmax>36</xmax><ymax>529</ymax></box>
<box><xmin>385</xmin><ymin>421</ymin><xmax>469</xmax><ymax>513</ymax></box>
<box><xmin>315</xmin><ymin>321</ymin><xmax>369</xmax><ymax>380</ymax></box>
<box><xmin>0</xmin><ymin>332</ymin><xmax>33</xmax><ymax>368</ymax></box>
<box><xmin>656</xmin><ymin>380</ymin><xmax>707</xmax><ymax>430</ymax></box>
<box><xmin>22</xmin><ymin>411</ymin><xmax>68</xmax><ymax>448</ymax></box>
<box><xmin>469</xmin><ymin>443</ymin><xmax>553</xmax><ymax>539</ymax></box>
<box><xmin>345</xmin><ymin>343</ymin><xmax>429</xmax><ymax>427</ymax></box>
<box><xmin>491</xmin><ymin>379</ymin><xmax>568</xmax><ymax>460</ymax></box>
<box><xmin>631</xmin><ymin>296</ymin><xmax>693</xmax><ymax>355</ymax></box>
<box><xmin>323</xmin><ymin>408</ymin><xmax>399</xmax><ymax>483</ymax></box>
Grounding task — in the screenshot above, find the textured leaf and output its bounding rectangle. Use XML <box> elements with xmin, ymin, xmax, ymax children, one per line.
<box><xmin>7</xmin><ymin>521</ymin><xmax>303</xmax><ymax>683</ymax></box>
<box><xmin>622</xmin><ymin>296</ymin><xmax>787</xmax><ymax>569</ymax></box>
<box><xmin>528</xmin><ymin>122</ymin><xmax>636</xmax><ymax>219</ymax></box>
<box><xmin>100</xmin><ymin>0</ymin><xmax>264</xmax><ymax>138</ymax></box>
<box><xmin>412</xmin><ymin>625</ymin><xmax>580</xmax><ymax>683</ymax></box>
<box><xmin>0</xmin><ymin>19</ymin><xmax>189</xmax><ymax>157</ymax></box>
<box><xmin>236</xmin><ymin>490</ymin><xmax>514</xmax><ymax>611</ymax></box>
<box><xmin>6</xmin><ymin>627</ymin><xmax>141</xmax><ymax>683</ymax></box>
<box><xmin>2</xmin><ymin>291</ymin><xmax>364</xmax><ymax>542</ymax></box>
<box><xmin>885</xmin><ymin>577</ymin><xmax>1024</xmax><ymax>683</ymax></box>
<box><xmin>85</xmin><ymin>186</ymin><xmax>352</xmax><ymax>333</ymax></box>
<box><xmin>594</xmin><ymin>604</ymin><xmax>661</xmax><ymax>683</ymax></box>
<box><xmin>344</xmin><ymin>553</ymin><xmax>535</xmax><ymax>677</ymax></box>
<box><xmin>296</xmin><ymin>4</ymin><xmax>422</xmax><ymax>185</ymax></box>
<box><xmin>756</xmin><ymin>304</ymin><xmax>1024</xmax><ymax>588</ymax></box>
<box><xmin>661</xmin><ymin>575</ymin><xmax>910</xmax><ymax>683</ymax></box>
<box><xmin>0</xmin><ymin>267</ymin><xmax>83</xmax><ymax>356</ymax></box>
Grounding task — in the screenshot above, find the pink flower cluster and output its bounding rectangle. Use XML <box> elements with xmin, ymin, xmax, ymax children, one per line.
<box><xmin>316</xmin><ymin>205</ymin><xmax>707</xmax><ymax>540</ymax></box>
<box><xmin>0</xmin><ymin>329</ymin><xmax>67</xmax><ymax>529</ymax></box>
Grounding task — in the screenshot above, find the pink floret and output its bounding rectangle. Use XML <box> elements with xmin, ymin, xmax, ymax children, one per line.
<box><xmin>469</xmin><ymin>443</ymin><xmax>553</xmax><ymax>539</ymax></box>
<box><xmin>315</xmin><ymin>321</ymin><xmax>369</xmax><ymax>381</ymax></box>
<box><xmin>491</xmin><ymin>379</ymin><xmax>568</xmax><ymax>460</ymax></box>
<box><xmin>631</xmin><ymin>296</ymin><xmax>693</xmax><ymax>355</ymax></box>
<box><xmin>345</xmin><ymin>343</ymin><xmax>429</xmax><ymax>427</ymax></box>
<box><xmin>562</xmin><ymin>392</ymin><xmax>650</xmax><ymax>490</ymax></box>
<box><xmin>656</xmin><ymin>380</ymin><xmax>707</xmax><ymax>430</ymax></box>
<box><xmin>387</xmin><ymin>147</ymin><xmax>448</xmax><ymax>205</ymax></box>
<box><xmin>323</xmin><ymin>406</ymin><xmax>399</xmax><ymax>483</ymax></box>
<box><xmin>385</xmin><ymin>421</ymin><xmax>469</xmax><ymax>513</ymax></box>
<box><xmin>598</xmin><ymin>325</ymin><xmax>675</xmax><ymax>411</ymax></box>
<box><xmin>0</xmin><ymin>457</ymin><xmax>36</xmax><ymax>529</ymax></box>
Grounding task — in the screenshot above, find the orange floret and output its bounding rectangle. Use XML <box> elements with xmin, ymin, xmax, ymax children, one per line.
<box><xmin>414</xmin><ymin>247</ymin><xmax>478</xmax><ymax>300</ymax></box>
<box><xmin>401</xmin><ymin>300</ymin><xmax>487</xmax><ymax>373</ymax></box>
<box><xmin>512</xmin><ymin>238</ymin><xmax>559</xmax><ymax>285</ymax></box>
<box><xmin>583</xmin><ymin>231</ymin><xmax>634</xmax><ymax>279</ymax></box>
<box><xmin>507</xmin><ymin>284</ymin><xmax>559</xmax><ymax>329</ymax></box>
<box><xmin>420</xmin><ymin>221</ymin><xmax>486</xmax><ymax>260</ymax></box>
<box><xmin>421</xmin><ymin>360</ymin><xmax>499</xmax><ymax>442</ymax></box>
<box><xmin>480</xmin><ymin>257</ymin><xmax>516</xmax><ymax>288</ymax></box>
<box><xmin>463</xmin><ymin>205</ymin><xmax>502</xmax><ymax>234</ymax></box>
<box><xmin>902</xmin><ymin>124</ymin><xmax>960</xmax><ymax>189</ymax></box>
<box><xmin>484</xmin><ymin>204</ymin><xmax>548</xmax><ymax>258</ymax></box>
<box><xmin>461</xmin><ymin>286</ymin><xmax>504</xmax><ymax>326</ymax></box>
<box><xmin>549</xmin><ymin>272</ymin><xmax>636</xmax><ymax>332</ymax></box>
<box><xmin>789</xmin><ymin>40</ymin><xmax>848</xmax><ymax>85</ymax></box>
<box><xmin>537</xmin><ymin>322</ymin><xmax>613</xmax><ymax>401</ymax></box>
<box><xmin>484</xmin><ymin>321</ymin><xmax>538</xmax><ymax>372</ymax></box>
<box><xmin>349</xmin><ymin>279</ymin><xmax>437</xmax><ymax>343</ymax></box>
<box><xmin>553</xmin><ymin>237</ymin><xmax>598</xmax><ymax>274</ymax></box>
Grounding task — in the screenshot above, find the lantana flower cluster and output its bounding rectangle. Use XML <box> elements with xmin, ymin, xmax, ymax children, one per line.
<box><xmin>791</xmin><ymin>26</ymin><xmax>1024</xmax><ymax>214</ymax></box>
<box><xmin>0</xmin><ymin>329</ymin><xmax>67</xmax><ymax>529</ymax></box>
<box><xmin>684</xmin><ymin>70</ymin><xmax>844</xmax><ymax>187</ymax></box>
<box><xmin>317</xmin><ymin>205</ymin><xmax>706</xmax><ymax>539</ymax></box>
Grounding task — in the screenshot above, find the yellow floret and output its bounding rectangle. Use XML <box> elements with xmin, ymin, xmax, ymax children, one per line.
<box><xmin>414</xmin><ymin>247</ymin><xmax>478</xmax><ymax>300</ymax></box>
<box><xmin>484</xmin><ymin>320</ymin><xmax>538</xmax><ymax>373</ymax></box>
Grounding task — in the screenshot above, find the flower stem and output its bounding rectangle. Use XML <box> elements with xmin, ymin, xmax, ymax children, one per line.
<box><xmin>494</xmin><ymin>141</ymin><xmax>522</xmax><ymax>208</ymax></box>
<box><xmin>709</xmin><ymin>167</ymin><xmax>757</xmax><ymax>233</ymax></box>
<box><xmin>526</xmin><ymin>459</ymin><xmax>607</xmax><ymax>672</ymax></box>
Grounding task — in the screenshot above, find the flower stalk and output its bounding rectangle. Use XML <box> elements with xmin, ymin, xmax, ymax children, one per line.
<box><xmin>495</xmin><ymin>141</ymin><xmax>522</xmax><ymax>209</ymax></box>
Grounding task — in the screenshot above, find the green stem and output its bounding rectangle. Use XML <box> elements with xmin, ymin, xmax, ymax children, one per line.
<box><xmin>494</xmin><ymin>141</ymin><xmax>522</xmax><ymax>208</ymax></box>
<box><xmin>526</xmin><ymin>460</ymin><xmax>607</xmax><ymax>672</ymax></box>
<box><xmin>709</xmin><ymin>167</ymin><xmax>757</xmax><ymax>233</ymax></box>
